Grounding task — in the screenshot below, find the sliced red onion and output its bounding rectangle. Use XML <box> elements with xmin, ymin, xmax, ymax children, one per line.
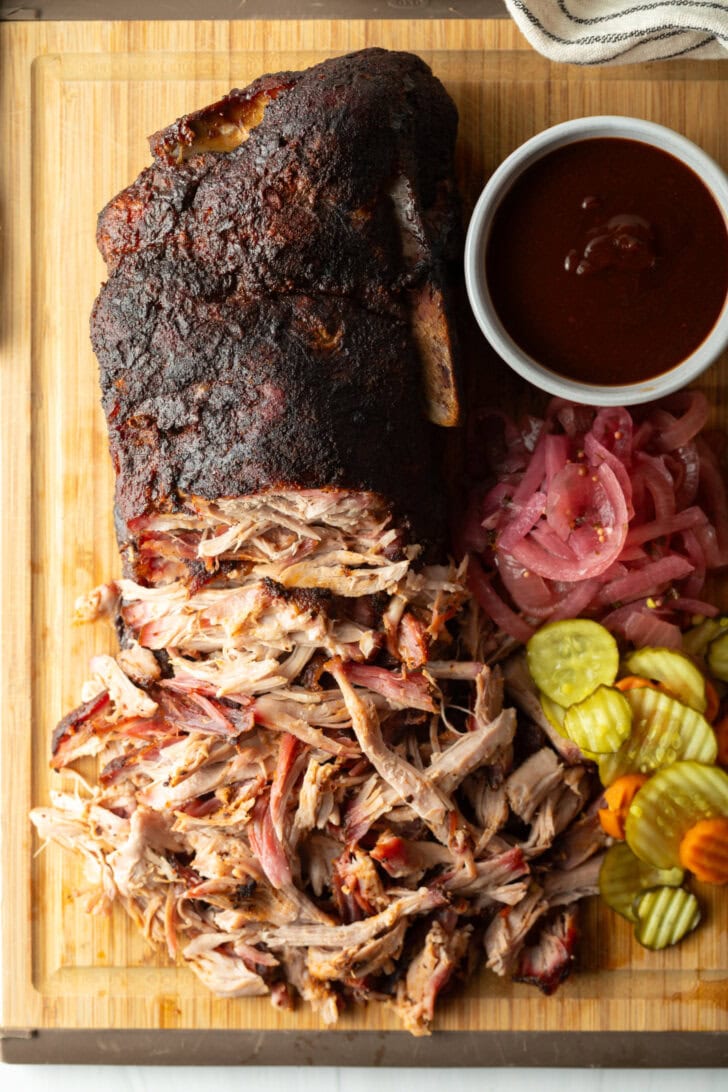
<box><xmin>468</xmin><ymin>555</ymin><xmax>535</xmax><ymax>643</ymax></box>
<box><xmin>679</xmin><ymin>528</ymin><xmax>707</xmax><ymax>599</ymax></box>
<box><xmin>584</xmin><ymin>432</ymin><xmax>634</xmax><ymax>519</ymax></box>
<box><xmin>546</xmin><ymin>577</ymin><xmax>602</xmax><ymax>622</ymax></box>
<box><xmin>498</xmin><ymin>492</ymin><xmax>548</xmax><ymax>552</ymax></box>
<box><xmin>510</xmin><ymin>464</ymin><xmax>627</xmax><ymax>582</ymax></box>
<box><xmin>667</xmin><ymin>442</ymin><xmax>700</xmax><ymax>509</ymax></box>
<box><xmin>623</xmin><ymin>611</ymin><xmax>682</xmax><ymax>649</ymax></box>
<box><xmin>544</xmin><ymin>434</ymin><xmax>571</xmax><ymax>487</ymax></box>
<box><xmin>496</xmin><ymin>551</ymin><xmax>555</xmax><ymax>616</ymax></box>
<box><xmin>651</xmin><ymin>390</ymin><xmax>710</xmax><ymax>452</ymax></box>
<box><xmin>670</xmin><ymin>597</ymin><xmax>719</xmax><ymax>617</ymax></box>
<box><xmin>600</xmin><ymin>554</ymin><xmax>694</xmax><ymax>605</ymax></box>
<box><xmin>697</xmin><ymin>437</ymin><xmax>728</xmax><ymax>566</ymax></box>
<box><xmin>461</xmin><ymin>396</ymin><xmax>728</xmax><ymax>649</ymax></box>
<box><xmin>632</xmin><ymin>451</ymin><xmax>676</xmax><ymax>521</ymax></box>
<box><xmin>590</xmin><ymin>406</ymin><xmax>634</xmax><ymax>463</ymax></box>
<box><xmin>545</xmin><ymin>462</ymin><xmax>595</xmax><ymax>542</ymax></box>
<box><xmin>528</xmin><ymin>523</ymin><xmax>581</xmax><ymax>562</ymax></box>
<box><xmin>624</xmin><ymin>505</ymin><xmax>707</xmax><ymax>548</ymax></box>
<box><xmin>512</xmin><ymin>433</ymin><xmax>549</xmax><ymax>504</ymax></box>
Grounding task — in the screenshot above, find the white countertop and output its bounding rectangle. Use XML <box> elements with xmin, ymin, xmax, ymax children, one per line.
<box><xmin>1</xmin><ymin>1066</ymin><xmax>726</xmax><ymax>1091</ymax></box>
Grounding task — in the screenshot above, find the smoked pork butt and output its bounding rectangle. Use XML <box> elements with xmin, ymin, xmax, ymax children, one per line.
<box><xmin>91</xmin><ymin>48</ymin><xmax>462</xmax><ymax>582</ymax></box>
<box><xmin>31</xmin><ymin>51</ymin><xmax>605</xmax><ymax>1035</ymax></box>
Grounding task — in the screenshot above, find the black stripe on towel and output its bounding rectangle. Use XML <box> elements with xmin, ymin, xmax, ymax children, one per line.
<box><xmin>555</xmin><ymin>0</ymin><xmax>728</xmax><ymax>28</ymax></box>
<box><xmin>511</xmin><ymin>2</ymin><xmax>728</xmax><ymax>47</ymax></box>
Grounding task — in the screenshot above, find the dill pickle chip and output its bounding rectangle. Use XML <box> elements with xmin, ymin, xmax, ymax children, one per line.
<box><xmin>599</xmin><ymin>843</ymin><xmax>684</xmax><ymax>923</ymax></box>
<box><xmin>540</xmin><ymin>692</ymin><xmax>569</xmax><ymax>734</ymax></box>
<box><xmin>621</xmin><ymin>647</ymin><xmax>707</xmax><ymax>713</ymax></box>
<box><xmin>598</xmin><ymin>687</ymin><xmax>717</xmax><ymax>786</ymax></box>
<box><xmin>564</xmin><ymin>685</ymin><xmax>632</xmax><ymax>754</ymax></box>
<box><xmin>625</xmin><ymin>761</ymin><xmax>728</xmax><ymax>869</ymax></box>
<box><xmin>707</xmin><ymin>631</ymin><xmax>728</xmax><ymax>683</ymax></box>
<box><xmin>541</xmin><ymin>691</ymin><xmax>598</xmax><ymax>760</ymax></box>
<box><xmin>682</xmin><ymin>617</ymin><xmax>728</xmax><ymax>661</ymax></box>
<box><xmin>633</xmin><ymin>886</ymin><xmax>701</xmax><ymax>950</ymax></box>
<box><xmin>527</xmin><ymin>619</ymin><xmax>619</xmax><ymax>708</ymax></box>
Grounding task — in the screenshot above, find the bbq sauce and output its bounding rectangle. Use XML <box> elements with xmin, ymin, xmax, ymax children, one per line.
<box><xmin>486</xmin><ymin>138</ymin><xmax>728</xmax><ymax>385</ymax></box>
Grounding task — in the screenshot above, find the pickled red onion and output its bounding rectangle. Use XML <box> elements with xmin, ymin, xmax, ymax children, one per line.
<box><xmin>460</xmin><ymin>391</ymin><xmax>728</xmax><ymax>645</ymax></box>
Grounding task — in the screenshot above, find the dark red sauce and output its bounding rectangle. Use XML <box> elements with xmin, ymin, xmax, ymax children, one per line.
<box><xmin>485</xmin><ymin>137</ymin><xmax>728</xmax><ymax>385</ymax></box>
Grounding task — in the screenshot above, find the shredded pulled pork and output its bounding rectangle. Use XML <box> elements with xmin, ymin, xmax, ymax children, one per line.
<box><xmin>33</xmin><ymin>488</ymin><xmax>605</xmax><ymax>1035</ymax></box>
<box><xmin>460</xmin><ymin>393</ymin><xmax>728</xmax><ymax>658</ymax></box>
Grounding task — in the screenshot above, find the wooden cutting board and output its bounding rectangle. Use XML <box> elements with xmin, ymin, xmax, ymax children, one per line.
<box><xmin>2</xmin><ymin>17</ymin><xmax>727</xmax><ymax>1059</ymax></box>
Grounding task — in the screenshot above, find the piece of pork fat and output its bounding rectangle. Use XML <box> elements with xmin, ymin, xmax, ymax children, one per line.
<box><xmin>328</xmin><ymin>659</ymin><xmax>458</xmax><ymax>845</ymax></box>
<box><xmin>307</xmin><ymin>918</ymin><xmax>408</xmax><ymax>983</ymax></box>
<box><xmin>444</xmin><ymin>846</ymin><xmax>531</xmax><ymax>913</ymax></box>
<box><xmin>428</xmin><ymin>707</ymin><xmax>516</xmax><ymax>796</ymax></box>
<box><xmin>181</xmin><ymin>933</ymin><xmax>269</xmax><ymax>998</ymax></box>
<box><xmin>462</xmin><ymin>778</ymin><xmax>510</xmax><ymax>854</ymax></box>
<box><xmin>549</xmin><ymin>803</ymin><xmax>609</xmax><ymax>871</ymax></box>
<box><xmin>331</xmin><ymin>846</ymin><xmax>388</xmax><ymax>921</ymax></box>
<box><xmin>259</xmin><ymin>887</ymin><xmax>446</xmax><ymax>950</ymax></box>
<box><xmin>539</xmin><ymin>853</ymin><xmax>605</xmax><ymax>906</ymax></box>
<box><xmin>521</xmin><ymin>766</ymin><xmax>592</xmax><ymax>858</ymax></box>
<box><xmin>369</xmin><ymin>832</ymin><xmax>453</xmax><ymax>882</ymax></box>
<box><xmin>281</xmin><ymin>947</ymin><xmax>341</xmax><ymax>1025</ymax></box>
<box><xmin>484</xmin><ymin>885</ymin><xmax>549</xmax><ymax>977</ymax></box>
<box><xmin>505</xmin><ymin>748</ymin><xmax>566</xmax><ymax>824</ymax></box>
<box><xmin>124</xmin><ymin>490</ymin><xmax>412</xmax><ymax>589</ymax></box>
<box><xmin>512</xmin><ymin>906</ymin><xmax>580</xmax><ymax>995</ymax></box>
<box><xmin>394</xmin><ymin>920</ymin><xmax>472</xmax><ymax>1036</ymax></box>
<box><xmin>501</xmin><ymin>653</ymin><xmax>584</xmax><ymax>765</ymax></box>
<box><xmin>116</xmin><ymin>642</ymin><xmax>162</xmax><ymax>688</ymax></box>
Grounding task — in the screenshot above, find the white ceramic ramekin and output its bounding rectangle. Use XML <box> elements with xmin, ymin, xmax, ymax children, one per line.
<box><xmin>464</xmin><ymin>116</ymin><xmax>728</xmax><ymax>406</ymax></box>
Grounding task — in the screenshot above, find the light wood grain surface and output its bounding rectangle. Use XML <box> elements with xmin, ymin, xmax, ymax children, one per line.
<box><xmin>2</xmin><ymin>19</ymin><xmax>727</xmax><ymax>1037</ymax></box>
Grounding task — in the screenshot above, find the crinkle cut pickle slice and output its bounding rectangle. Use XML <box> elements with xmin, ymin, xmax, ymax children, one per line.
<box><xmin>626</xmin><ymin>761</ymin><xmax>728</xmax><ymax>869</ymax></box>
<box><xmin>634</xmin><ymin>885</ymin><xmax>701</xmax><ymax>950</ymax></box>
<box><xmin>564</xmin><ymin>684</ymin><xmax>632</xmax><ymax>755</ymax></box>
<box><xmin>598</xmin><ymin>687</ymin><xmax>717</xmax><ymax>786</ymax></box>
<box><xmin>527</xmin><ymin>619</ymin><xmax>619</xmax><ymax>708</ymax></box>
<box><xmin>622</xmin><ymin>646</ymin><xmax>708</xmax><ymax>713</ymax></box>
<box><xmin>599</xmin><ymin>842</ymin><xmax>684</xmax><ymax>923</ymax></box>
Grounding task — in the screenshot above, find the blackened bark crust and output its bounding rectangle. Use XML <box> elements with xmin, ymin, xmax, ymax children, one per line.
<box><xmin>90</xmin><ymin>49</ymin><xmax>461</xmax><ymax>554</ymax></box>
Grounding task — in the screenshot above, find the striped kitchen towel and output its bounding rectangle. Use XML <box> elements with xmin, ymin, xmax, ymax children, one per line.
<box><xmin>504</xmin><ymin>1</ymin><xmax>728</xmax><ymax>64</ymax></box>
